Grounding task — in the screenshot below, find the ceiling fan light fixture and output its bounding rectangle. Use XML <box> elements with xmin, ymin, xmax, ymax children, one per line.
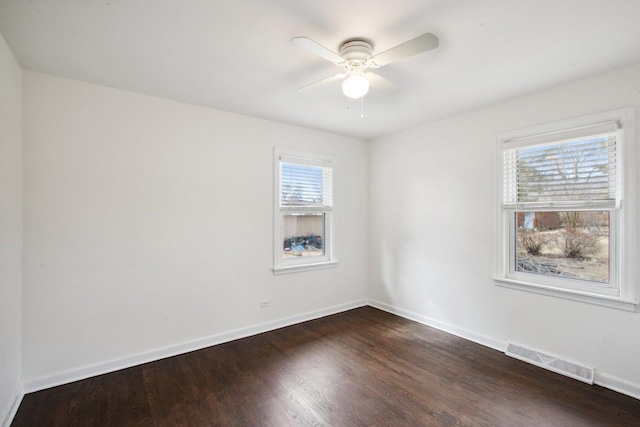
<box><xmin>342</xmin><ymin>74</ymin><xmax>369</xmax><ymax>99</ymax></box>
<box><xmin>293</xmin><ymin>33</ymin><xmax>439</xmax><ymax>99</ymax></box>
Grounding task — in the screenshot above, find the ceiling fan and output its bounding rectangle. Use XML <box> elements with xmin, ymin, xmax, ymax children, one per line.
<box><xmin>291</xmin><ymin>33</ymin><xmax>439</xmax><ymax>99</ymax></box>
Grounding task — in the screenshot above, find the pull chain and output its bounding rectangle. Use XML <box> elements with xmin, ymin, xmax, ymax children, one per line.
<box><xmin>345</xmin><ymin>97</ymin><xmax>365</xmax><ymax>118</ymax></box>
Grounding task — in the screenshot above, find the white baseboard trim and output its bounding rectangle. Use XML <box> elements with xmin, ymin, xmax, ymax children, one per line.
<box><xmin>368</xmin><ymin>299</ymin><xmax>640</xmax><ymax>402</ymax></box>
<box><xmin>368</xmin><ymin>299</ymin><xmax>506</xmax><ymax>352</ymax></box>
<box><xmin>1</xmin><ymin>382</ymin><xmax>24</xmax><ymax>427</ymax></box>
<box><xmin>23</xmin><ymin>299</ymin><xmax>367</xmax><ymax>394</ymax></box>
<box><xmin>595</xmin><ymin>372</ymin><xmax>640</xmax><ymax>401</ymax></box>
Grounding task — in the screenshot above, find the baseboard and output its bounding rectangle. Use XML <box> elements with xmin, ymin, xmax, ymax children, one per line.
<box><xmin>595</xmin><ymin>372</ymin><xmax>640</xmax><ymax>400</ymax></box>
<box><xmin>1</xmin><ymin>382</ymin><xmax>24</xmax><ymax>427</ymax></box>
<box><xmin>368</xmin><ymin>298</ymin><xmax>640</xmax><ymax>401</ymax></box>
<box><xmin>23</xmin><ymin>299</ymin><xmax>367</xmax><ymax>394</ymax></box>
<box><xmin>367</xmin><ymin>299</ymin><xmax>505</xmax><ymax>352</ymax></box>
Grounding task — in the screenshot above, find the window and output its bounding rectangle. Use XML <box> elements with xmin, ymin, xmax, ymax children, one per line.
<box><xmin>273</xmin><ymin>149</ymin><xmax>336</xmax><ymax>274</ymax></box>
<box><xmin>496</xmin><ymin>109</ymin><xmax>637</xmax><ymax>311</ymax></box>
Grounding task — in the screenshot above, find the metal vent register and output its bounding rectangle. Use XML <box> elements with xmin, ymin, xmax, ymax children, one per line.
<box><xmin>505</xmin><ymin>343</ymin><xmax>594</xmax><ymax>384</ymax></box>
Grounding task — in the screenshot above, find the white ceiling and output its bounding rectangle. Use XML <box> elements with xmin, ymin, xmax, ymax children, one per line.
<box><xmin>2</xmin><ymin>0</ymin><xmax>640</xmax><ymax>140</ymax></box>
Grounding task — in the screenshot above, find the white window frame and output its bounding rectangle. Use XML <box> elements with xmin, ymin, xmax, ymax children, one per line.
<box><xmin>273</xmin><ymin>148</ymin><xmax>337</xmax><ymax>275</ymax></box>
<box><xmin>495</xmin><ymin>108</ymin><xmax>638</xmax><ymax>311</ymax></box>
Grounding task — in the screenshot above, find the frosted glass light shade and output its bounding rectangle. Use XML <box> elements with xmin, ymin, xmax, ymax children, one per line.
<box><xmin>342</xmin><ymin>74</ymin><xmax>369</xmax><ymax>99</ymax></box>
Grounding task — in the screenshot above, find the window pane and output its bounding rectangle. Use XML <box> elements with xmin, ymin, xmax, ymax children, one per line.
<box><xmin>282</xmin><ymin>213</ymin><xmax>325</xmax><ymax>259</ymax></box>
<box><xmin>515</xmin><ymin>211</ymin><xmax>609</xmax><ymax>283</ymax></box>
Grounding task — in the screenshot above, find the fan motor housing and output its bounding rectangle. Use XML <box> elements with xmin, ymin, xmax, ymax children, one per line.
<box><xmin>340</xmin><ymin>40</ymin><xmax>372</xmax><ymax>62</ymax></box>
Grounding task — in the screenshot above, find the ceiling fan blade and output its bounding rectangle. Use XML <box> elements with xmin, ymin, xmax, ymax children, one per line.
<box><xmin>366</xmin><ymin>73</ymin><xmax>399</xmax><ymax>96</ymax></box>
<box><xmin>291</xmin><ymin>36</ymin><xmax>344</xmax><ymax>64</ymax></box>
<box><xmin>297</xmin><ymin>73</ymin><xmax>346</xmax><ymax>92</ymax></box>
<box><xmin>369</xmin><ymin>33</ymin><xmax>439</xmax><ymax>67</ymax></box>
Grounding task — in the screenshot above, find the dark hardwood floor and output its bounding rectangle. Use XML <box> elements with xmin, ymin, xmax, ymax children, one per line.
<box><xmin>12</xmin><ymin>307</ymin><xmax>640</xmax><ymax>426</ymax></box>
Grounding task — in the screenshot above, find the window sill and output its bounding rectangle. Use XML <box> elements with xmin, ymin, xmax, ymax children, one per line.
<box><xmin>273</xmin><ymin>260</ymin><xmax>338</xmax><ymax>275</ymax></box>
<box><xmin>495</xmin><ymin>277</ymin><xmax>638</xmax><ymax>312</ymax></box>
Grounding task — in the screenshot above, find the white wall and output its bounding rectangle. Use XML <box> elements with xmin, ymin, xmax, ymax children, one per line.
<box><xmin>0</xmin><ymin>33</ymin><xmax>23</xmax><ymax>426</ymax></box>
<box><xmin>368</xmin><ymin>65</ymin><xmax>640</xmax><ymax>396</ymax></box>
<box><xmin>22</xmin><ymin>71</ymin><xmax>368</xmax><ymax>385</ymax></box>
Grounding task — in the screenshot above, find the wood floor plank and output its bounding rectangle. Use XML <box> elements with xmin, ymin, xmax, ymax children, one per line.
<box><xmin>11</xmin><ymin>307</ymin><xmax>640</xmax><ymax>426</ymax></box>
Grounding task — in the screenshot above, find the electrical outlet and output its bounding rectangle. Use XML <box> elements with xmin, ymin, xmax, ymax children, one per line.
<box><xmin>260</xmin><ymin>299</ymin><xmax>271</xmax><ymax>308</ymax></box>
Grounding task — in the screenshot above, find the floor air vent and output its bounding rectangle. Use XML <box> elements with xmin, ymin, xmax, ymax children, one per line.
<box><xmin>505</xmin><ymin>343</ymin><xmax>594</xmax><ymax>384</ymax></box>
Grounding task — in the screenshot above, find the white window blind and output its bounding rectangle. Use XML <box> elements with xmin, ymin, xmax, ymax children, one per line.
<box><xmin>280</xmin><ymin>157</ymin><xmax>332</xmax><ymax>211</ymax></box>
<box><xmin>503</xmin><ymin>121</ymin><xmax>619</xmax><ymax>210</ymax></box>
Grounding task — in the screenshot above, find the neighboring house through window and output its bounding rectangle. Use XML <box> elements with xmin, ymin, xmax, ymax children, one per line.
<box><xmin>273</xmin><ymin>148</ymin><xmax>337</xmax><ymax>274</ymax></box>
<box><xmin>496</xmin><ymin>108</ymin><xmax>637</xmax><ymax>311</ymax></box>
